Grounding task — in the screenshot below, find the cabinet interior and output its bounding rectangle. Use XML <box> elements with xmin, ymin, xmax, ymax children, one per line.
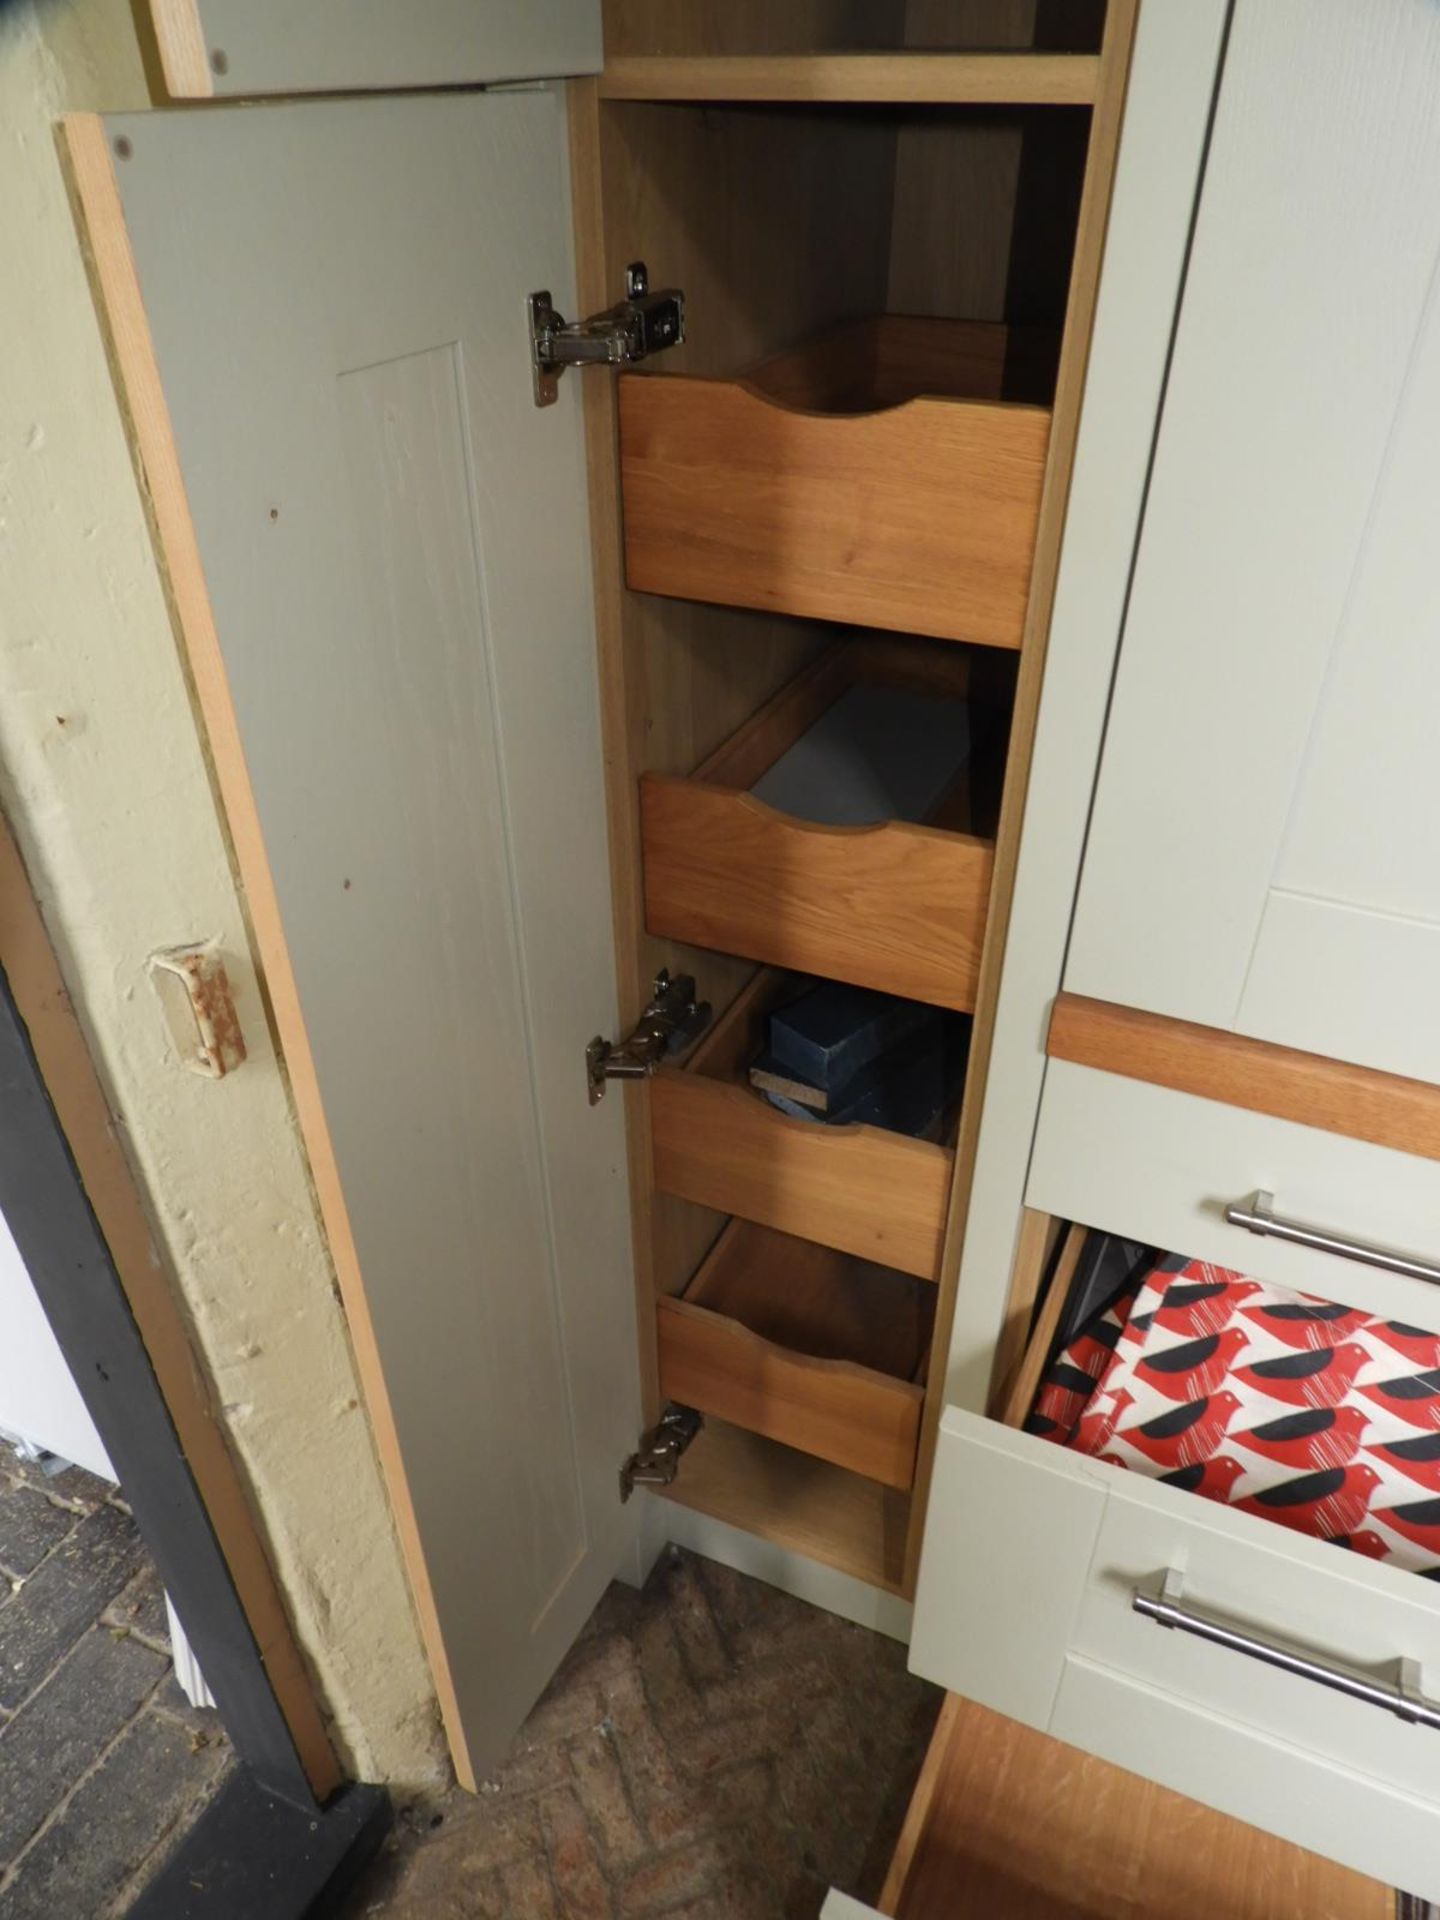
<box><xmin>603</xmin><ymin>0</ymin><xmax>1106</xmax><ymax>58</ymax></box>
<box><xmin>1006</xmin><ymin>1216</ymin><xmax>1440</xmax><ymax>1594</ymax></box>
<box><xmin>596</xmin><ymin>98</ymin><xmax>1088</xmax><ymax>368</ymax></box>
<box><xmin>577</xmin><ymin>2</ymin><xmax>1110</xmax><ymax>1596</ymax></box>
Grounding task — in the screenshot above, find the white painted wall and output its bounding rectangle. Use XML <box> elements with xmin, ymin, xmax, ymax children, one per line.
<box><xmin>0</xmin><ymin>1207</ymin><xmax>112</xmax><ymax>1481</ymax></box>
<box><xmin>0</xmin><ymin>0</ymin><xmax>444</xmax><ymax>1785</ymax></box>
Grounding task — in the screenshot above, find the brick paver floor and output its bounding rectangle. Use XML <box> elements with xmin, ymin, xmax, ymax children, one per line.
<box><xmin>0</xmin><ymin>1444</ymin><xmax>235</xmax><ymax>1917</ymax></box>
<box><xmin>351</xmin><ymin>1544</ymin><xmax>941</xmax><ymax>1920</ymax></box>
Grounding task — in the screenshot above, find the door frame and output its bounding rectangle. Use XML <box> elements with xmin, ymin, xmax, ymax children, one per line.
<box><xmin>61</xmin><ymin>89</ymin><xmax>649</xmax><ymax>1790</ymax></box>
<box><xmin>0</xmin><ymin>813</ymin><xmax>337</xmax><ymax>1807</ymax></box>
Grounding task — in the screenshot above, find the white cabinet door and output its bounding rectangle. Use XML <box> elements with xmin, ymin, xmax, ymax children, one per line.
<box><xmin>68</xmin><ymin>91</ymin><xmax>638</xmax><ymax>1788</ymax></box>
<box><xmin>148</xmin><ymin>0</ymin><xmax>601</xmax><ymax>98</ymax></box>
<box><xmin>1063</xmin><ymin>0</ymin><xmax>1440</xmax><ymax>1085</ymax></box>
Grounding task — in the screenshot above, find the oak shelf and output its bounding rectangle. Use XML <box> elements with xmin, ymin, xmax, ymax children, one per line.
<box><xmin>598</xmin><ymin>52</ymin><xmax>1101</xmax><ymax>107</ymax></box>
<box><xmin>656</xmin><ymin>1416</ymin><xmax>912</xmax><ymax>1596</ymax></box>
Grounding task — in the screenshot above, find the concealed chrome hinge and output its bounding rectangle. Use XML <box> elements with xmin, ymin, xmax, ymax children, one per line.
<box><xmin>587</xmin><ymin>968</ymin><xmax>710</xmax><ymax>1105</ymax></box>
<box><xmin>529</xmin><ymin>261</ymin><xmax>685</xmax><ymax>407</ymax></box>
<box><xmin>620</xmin><ymin>1404</ymin><xmax>703</xmax><ymax>1502</ymax></box>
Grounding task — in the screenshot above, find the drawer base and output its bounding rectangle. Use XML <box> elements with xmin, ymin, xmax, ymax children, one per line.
<box><xmin>882</xmin><ymin>1693</ymin><xmax>1391</xmax><ymax>1919</ymax></box>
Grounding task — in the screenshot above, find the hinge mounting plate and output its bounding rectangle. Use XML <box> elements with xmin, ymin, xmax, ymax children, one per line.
<box><xmin>529</xmin><ymin>261</ymin><xmax>685</xmax><ymax>407</ymax></box>
<box><xmin>587</xmin><ymin>968</ymin><xmax>710</xmax><ymax>1105</ymax></box>
<box><xmin>620</xmin><ymin>1404</ymin><xmax>703</xmax><ymax>1502</ymax></box>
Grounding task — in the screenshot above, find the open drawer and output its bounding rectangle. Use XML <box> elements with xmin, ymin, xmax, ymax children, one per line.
<box><xmin>914</xmin><ymin>1212</ymin><xmax>1440</xmax><ymax>1898</ymax></box>
<box><xmin>658</xmin><ymin>1219</ymin><xmax>932</xmax><ymax>1489</ymax></box>
<box><xmin>651</xmin><ymin>968</ymin><xmax>954</xmax><ymax>1281</ymax></box>
<box><xmin>620</xmin><ymin>315</ymin><xmax>1052</xmax><ymax>648</ymax></box>
<box><xmin>641</xmin><ymin>637</ymin><xmax>1004</xmax><ymax>1011</ymax></box>
<box><xmin>912</xmin><ymin>1405</ymin><xmax>1440</xmax><ymax>1900</ymax></box>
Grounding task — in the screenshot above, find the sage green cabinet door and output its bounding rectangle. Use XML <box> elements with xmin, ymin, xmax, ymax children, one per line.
<box><xmin>1064</xmin><ymin>0</ymin><xmax>1440</xmax><ymax>1084</ymax></box>
<box><xmin>89</xmin><ymin>89</ymin><xmax>637</xmax><ymax>1786</ymax></box>
<box><xmin>149</xmin><ymin>0</ymin><xmax>600</xmax><ymax>98</ymax></box>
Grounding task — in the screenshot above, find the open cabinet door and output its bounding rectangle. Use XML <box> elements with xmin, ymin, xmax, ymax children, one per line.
<box><xmin>147</xmin><ymin>0</ymin><xmax>601</xmax><ymax>98</ymax></box>
<box><xmin>65</xmin><ymin>90</ymin><xmax>640</xmax><ymax>1789</ymax></box>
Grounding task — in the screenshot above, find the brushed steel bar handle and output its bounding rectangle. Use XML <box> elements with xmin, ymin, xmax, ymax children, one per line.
<box><xmin>1133</xmin><ymin>1569</ymin><xmax>1440</xmax><ymax>1729</ymax></box>
<box><xmin>1224</xmin><ymin>1188</ymin><xmax>1440</xmax><ymax>1287</ymax></box>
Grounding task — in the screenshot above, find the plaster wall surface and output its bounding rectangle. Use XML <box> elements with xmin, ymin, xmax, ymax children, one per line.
<box><xmin>0</xmin><ymin>0</ymin><xmax>446</xmax><ymax>1787</ymax></box>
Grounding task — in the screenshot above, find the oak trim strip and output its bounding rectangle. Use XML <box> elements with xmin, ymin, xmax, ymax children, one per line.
<box><xmin>565</xmin><ymin>79</ymin><xmax>669</xmax><ymax>1431</ymax></box>
<box><xmin>598</xmin><ymin>53</ymin><xmax>1100</xmax><ymax>106</ymax></box>
<box><xmin>147</xmin><ymin>0</ymin><xmax>215</xmax><ymax>99</ymax></box>
<box><xmin>997</xmin><ymin>1220</ymin><xmax>1086</xmax><ymax>1429</ymax></box>
<box><xmin>1048</xmin><ymin>993</ymin><xmax>1440</xmax><ymax>1165</ymax></box>
<box><xmin>879</xmin><ymin>1693</ymin><xmax>963</xmax><ymax>1916</ymax></box>
<box><xmin>61</xmin><ymin>113</ymin><xmax>474</xmax><ymax>1791</ymax></box>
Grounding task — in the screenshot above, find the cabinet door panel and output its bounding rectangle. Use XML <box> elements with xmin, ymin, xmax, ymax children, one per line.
<box><xmin>149</xmin><ymin>0</ymin><xmax>601</xmax><ymax>99</ymax></box>
<box><xmin>1240</xmin><ymin>895</ymin><xmax>1440</xmax><ymax>1086</ymax></box>
<box><xmin>72</xmin><ymin>91</ymin><xmax>637</xmax><ymax>1787</ymax></box>
<box><xmin>1064</xmin><ymin>0</ymin><xmax>1440</xmax><ymax>1079</ymax></box>
<box><xmin>1234</xmin><ymin>267</ymin><xmax>1440</xmax><ymax>1079</ymax></box>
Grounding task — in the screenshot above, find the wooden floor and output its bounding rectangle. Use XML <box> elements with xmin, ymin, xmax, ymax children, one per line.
<box><xmin>886</xmin><ymin>1696</ymin><xmax>1392</xmax><ymax>1920</ymax></box>
<box><xmin>348</xmin><ymin>1546</ymin><xmax>939</xmax><ymax>1917</ymax></box>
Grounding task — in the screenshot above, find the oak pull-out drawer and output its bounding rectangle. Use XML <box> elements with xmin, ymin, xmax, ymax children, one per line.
<box><xmin>1029</xmin><ymin>1060</ymin><xmax>1440</xmax><ymax>1334</ymax></box>
<box><xmin>912</xmin><ymin>1408</ymin><xmax>1440</xmax><ymax>1898</ymax></box>
<box><xmin>657</xmin><ymin>1220</ymin><xmax>931</xmax><ymax>1488</ymax></box>
<box><xmin>652</xmin><ymin>969</ymin><xmax>953</xmax><ymax>1281</ymax></box>
<box><xmin>641</xmin><ymin>637</ymin><xmax>1001</xmax><ymax>1012</ymax></box>
<box><xmin>620</xmin><ymin>316</ymin><xmax>1051</xmax><ymax>649</ymax></box>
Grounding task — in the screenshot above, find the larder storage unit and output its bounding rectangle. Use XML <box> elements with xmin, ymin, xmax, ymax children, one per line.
<box><xmin>910</xmin><ymin>0</ymin><xmax>1440</xmax><ymax>1903</ymax></box>
<box><xmin>566</xmin><ymin>14</ymin><xmax>1136</xmax><ymax>1613</ymax></box>
<box><xmin>77</xmin><ymin>0</ymin><xmax>1140</xmax><ymax>1797</ymax></box>
<box><xmin>67</xmin><ymin>0</ymin><xmax>1438</xmax><ymax>1901</ymax></box>
<box><xmin>91</xmin><ymin>3</ymin><xmax>1425</xmax><ymax>1905</ymax></box>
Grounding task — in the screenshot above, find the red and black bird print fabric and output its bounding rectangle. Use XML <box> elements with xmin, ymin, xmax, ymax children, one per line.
<box><xmin>1025</xmin><ymin>1253</ymin><xmax>1440</xmax><ymax>1576</ymax></box>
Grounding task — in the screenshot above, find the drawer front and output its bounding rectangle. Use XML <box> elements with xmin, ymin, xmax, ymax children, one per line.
<box><xmin>641</xmin><ymin>775</ymin><xmax>991</xmax><ymax>1013</ymax></box>
<box><xmin>1028</xmin><ymin>1060</ymin><xmax>1440</xmax><ymax>1333</ymax></box>
<box><xmin>651</xmin><ymin>1070</ymin><xmax>950</xmax><ymax>1280</ymax></box>
<box><xmin>619</xmin><ymin>371</ymin><xmax>1048</xmax><ymax>648</ymax></box>
<box><xmin>912</xmin><ymin>1409</ymin><xmax>1440</xmax><ymax>1897</ymax></box>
